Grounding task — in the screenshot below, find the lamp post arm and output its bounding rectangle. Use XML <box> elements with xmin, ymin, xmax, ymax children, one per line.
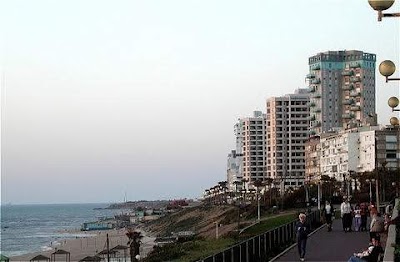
<box><xmin>385</xmin><ymin>76</ymin><xmax>400</xmax><ymax>83</ymax></box>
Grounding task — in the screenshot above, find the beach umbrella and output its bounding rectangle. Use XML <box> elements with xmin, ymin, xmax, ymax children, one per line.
<box><xmin>51</xmin><ymin>249</ymin><xmax>71</xmax><ymax>262</ymax></box>
<box><xmin>79</xmin><ymin>256</ymin><xmax>101</xmax><ymax>262</ymax></box>
<box><xmin>29</xmin><ymin>254</ymin><xmax>50</xmax><ymax>262</ymax></box>
<box><xmin>110</xmin><ymin>245</ymin><xmax>129</xmax><ymax>261</ymax></box>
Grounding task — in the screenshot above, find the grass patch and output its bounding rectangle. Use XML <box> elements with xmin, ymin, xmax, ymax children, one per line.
<box><xmin>145</xmin><ymin>213</ymin><xmax>299</xmax><ymax>262</ymax></box>
<box><xmin>240</xmin><ymin>213</ymin><xmax>297</xmax><ymax>237</ymax></box>
<box><xmin>176</xmin><ymin>238</ymin><xmax>236</xmax><ymax>262</ymax></box>
<box><xmin>144</xmin><ymin>237</ymin><xmax>236</xmax><ymax>262</ymax></box>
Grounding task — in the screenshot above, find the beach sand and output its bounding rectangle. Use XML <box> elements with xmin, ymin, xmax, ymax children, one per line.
<box><xmin>10</xmin><ymin>228</ymin><xmax>156</xmax><ymax>262</ymax></box>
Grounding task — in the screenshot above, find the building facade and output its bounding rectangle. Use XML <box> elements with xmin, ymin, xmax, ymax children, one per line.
<box><xmin>266</xmin><ymin>89</ymin><xmax>310</xmax><ymax>190</ymax></box>
<box><xmin>307</xmin><ymin>50</ymin><xmax>377</xmax><ymax>136</ymax></box>
<box><xmin>226</xmin><ymin>150</ymin><xmax>243</xmax><ymax>192</ymax></box>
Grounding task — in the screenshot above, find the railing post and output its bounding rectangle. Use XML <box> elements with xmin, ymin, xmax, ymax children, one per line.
<box><xmin>246</xmin><ymin>241</ymin><xmax>249</xmax><ymax>262</ymax></box>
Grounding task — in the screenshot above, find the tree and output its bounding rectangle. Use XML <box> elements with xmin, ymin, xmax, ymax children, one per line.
<box><xmin>126</xmin><ymin>229</ymin><xmax>143</xmax><ymax>262</ymax></box>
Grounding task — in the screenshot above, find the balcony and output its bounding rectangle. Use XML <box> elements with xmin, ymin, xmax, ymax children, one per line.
<box><xmin>306</xmin><ymin>73</ymin><xmax>316</xmax><ymax>79</ymax></box>
<box><xmin>350</xmin><ymin>76</ymin><xmax>361</xmax><ymax>83</ymax></box>
<box><xmin>342</xmin><ymin>84</ymin><xmax>354</xmax><ymax>91</ymax></box>
<box><xmin>312</xmin><ymin>94</ymin><xmax>322</xmax><ymax>99</ymax></box>
<box><xmin>309</xmin><ymin>87</ymin><xmax>316</xmax><ymax>93</ymax></box>
<box><xmin>309</xmin><ymin>115</ymin><xmax>316</xmax><ymax>121</ymax></box>
<box><xmin>349</xmin><ymin>62</ymin><xmax>360</xmax><ymax>68</ymax></box>
<box><xmin>311</xmin><ymin>79</ymin><xmax>321</xmax><ymax>84</ymax></box>
<box><xmin>342</xmin><ymin>99</ymin><xmax>354</xmax><ymax>105</ymax></box>
<box><xmin>341</xmin><ymin>71</ymin><xmax>354</xmax><ymax>76</ymax></box>
<box><xmin>314</xmin><ymin>108</ymin><xmax>321</xmax><ymax>113</ymax></box>
<box><xmin>311</xmin><ymin>64</ymin><xmax>321</xmax><ymax>70</ymax></box>
<box><xmin>312</xmin><ymin>121</ymin><xmax>321</xmax><ymax>128</ymax></box>
<box><xmin>349</xmin><ymin>91</ymin><xmax>361</xmax><ymax>97</ymax></box>
<box><xmin>342</xmin><ymin>113</ymin><xmax>355</xmax><ymax>119</ymax></box>
<box><xmin>309</xmin><ymin>102</ymin><xmax>316</xmax><ymax>107</ymax></box>
<box><xmin>309</xmin><ymin>130</ymin><xmax>316</xmax><ymax>136</ymax></box>
<box><xmin>350</xmin><ymin>105</ymin><xmax>361</xmax><ymax>111</ymax></box>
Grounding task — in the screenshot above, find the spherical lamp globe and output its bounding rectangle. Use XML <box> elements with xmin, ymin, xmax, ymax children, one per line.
<box><xmin>390</xmin><ymin>117</ymin><xmax>399</xmax><ymax>126</ymax></box>
<box><xmin>379</xmin><ymin>60</ymin><xmax>396</xmax><ymax>77</ymax></box>
<box><xmin>388</xmin><ymin>97</ymin><xmax>399</xmax><ymax>109</ymax></box>
<box><xmin>368</xmin><ymin>0</ymin><xmax>395</xmax><ymax>11</ymax></box>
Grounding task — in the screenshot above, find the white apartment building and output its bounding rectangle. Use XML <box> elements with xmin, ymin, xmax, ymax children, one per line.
<box><xmin>227</xmin><ymin>111</ymin><xmax>266</xmax><ymax>191</ymax></box>
<box><xmin>313</xmin><ymin>126</ymin><xmax>399</xmax><ymax>182</ymax></box>
<box><xmin>266</xmin><ymin>89</ymin><xmax>310</xmax><ymax>190</ymax></box>
<box><xmin>320</xmin><ymin>131</ymin><xmax>361</xmax><ymax>182</ymax></box>
<box><xmin>226</xmin><ymin>150</ymin><xmax>243</xmax><ymax>192</ymax></box>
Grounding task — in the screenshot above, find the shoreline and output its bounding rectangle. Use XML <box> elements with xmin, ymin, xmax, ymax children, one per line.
<box><xmin>10</xmin><ymin>228</ymin><xmax>156</xmax><ymax>262</ymax></box>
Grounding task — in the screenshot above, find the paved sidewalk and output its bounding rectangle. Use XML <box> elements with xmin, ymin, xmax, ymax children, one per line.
<box><xmin>274</xmin><ymin>218</ymin><xmax>370</xmax><ymax>262</ymax></box>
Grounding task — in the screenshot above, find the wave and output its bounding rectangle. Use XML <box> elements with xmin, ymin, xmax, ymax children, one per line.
<box><xmin>41</xmin><ymin>245</ymin><xmax>53</xmax><ymax>252</ymax></box>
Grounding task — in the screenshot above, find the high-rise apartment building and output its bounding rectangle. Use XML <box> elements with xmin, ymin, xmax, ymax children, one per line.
<box><xmin>233</xmin><ymin>111</ymin><xmax>266</xmax><ymax>188</ymax></box>
<box><xmin>266</xmin><ymin>89</ymin><xmax>310</xmax><ymax>189</ymax></box>
<box><xmin>307</xmin><ymin>50</ymin><xmax>377</xmax><ymax>136</ymax></box>
<box><xmin>226</xmin><ymin>150</ymin><xmax>243</xmax><ymax>192</ymax></box>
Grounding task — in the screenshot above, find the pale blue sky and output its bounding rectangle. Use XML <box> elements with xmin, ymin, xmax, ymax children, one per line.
<box><xmin>1</xmin><ymin>0</ymin><xmax>399</xmax><ymax>204</ymax></box>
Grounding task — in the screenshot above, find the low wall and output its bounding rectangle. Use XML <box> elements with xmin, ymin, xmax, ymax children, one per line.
<box><xmin>383</xmin><ymin>198</ymin><xmax>399</xmax><ymax>262</ymax></box>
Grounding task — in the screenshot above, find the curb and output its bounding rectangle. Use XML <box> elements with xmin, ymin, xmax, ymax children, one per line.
<box><xmin>268</xmin><ymin>223</ymin><xmax>326</xmax><ymax>262</ymax></box>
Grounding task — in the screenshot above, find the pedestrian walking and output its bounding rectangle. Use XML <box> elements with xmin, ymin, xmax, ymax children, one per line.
<box><xmin>324</xmin><ymin>201</ymin><xmax>333</xmax><ymax>232</ymax></box>
<box><xmin>296</xmin><ymin>213</ymin><xmax>310</xmax><ymax>261</ymax></box>
<box><xmin>354</xmin><ymin>204</ymin><xmax>361</xmax><ymax>231</ymax></box>
<box><xmin>360</xmin><ymin>202</ymin><xmax>368</xmax><ymax>231</ymax></box>
<box><xmin>341</xmin><ymin>197</ymin><xmax>352</xmax><ymax>232</ymax></box>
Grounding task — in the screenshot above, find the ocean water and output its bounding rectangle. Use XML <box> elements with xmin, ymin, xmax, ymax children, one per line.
<box><xmin>0</xmin><ymin>203</ymin><xmax>122</xmax><ymax>257</ymax></box>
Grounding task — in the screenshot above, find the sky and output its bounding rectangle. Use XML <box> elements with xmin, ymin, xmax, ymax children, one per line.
<box><xmin>1</xmin><ymin>0</ymin><xmax>399</xmax><ymax>204</ymax></box>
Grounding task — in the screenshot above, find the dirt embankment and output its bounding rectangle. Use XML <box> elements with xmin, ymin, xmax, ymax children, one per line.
<box><xmin>143</xmin><ymin>204</ymin><xmax>254</xmax><ymax>239</ymax></box>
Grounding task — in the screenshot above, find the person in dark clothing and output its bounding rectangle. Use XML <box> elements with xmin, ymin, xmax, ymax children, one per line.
<box><xmin>296</xmin><ymin>213</ymin><xmax>310</xmax><ymax>261</ymax></box>
<box><xmin>347</xmin><ymin>237</ymin><xmax>383</xmax><ymax>262</ymax></box>
<box><xmin>323</xmin><ymin>201</ymin><xmax>334</xmax><ymax>232</ymax></box>
<box><xmin>360</xmin><ymin>202</ymin><xmax>368</xmax><ymax>231</ymax></box>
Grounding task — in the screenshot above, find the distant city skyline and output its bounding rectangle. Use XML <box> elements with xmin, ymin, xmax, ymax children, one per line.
<box><xmin>1</xmin><ymin>0</ymin><xmax>399</xmax><ymax>204</ymax></box>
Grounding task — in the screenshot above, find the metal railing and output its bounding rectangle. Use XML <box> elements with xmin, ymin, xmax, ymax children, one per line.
<box><xmin>198</xmin><ymin>210</ymin><xmax>321</xmax><ymax>262</ymax></box>
<box><xmin>383</xmin><ymin>198</ymin><xmax>399</xmax><ymax>262</ymax></box>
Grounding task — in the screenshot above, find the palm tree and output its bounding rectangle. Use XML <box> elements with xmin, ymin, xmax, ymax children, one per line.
<box><xmin>263</xmin><ymin>178</ymin><xmax>274</xmax><ymax>207</ymax></box>
<box><xmin>126</xmin><ymin>229</ymin><xmax>143</xmax><ymax>262</ymax></box>
<box><xmin>218</xmin><ymin>181</ymin><xmax>228</xmax><ymax>204</ymax></box>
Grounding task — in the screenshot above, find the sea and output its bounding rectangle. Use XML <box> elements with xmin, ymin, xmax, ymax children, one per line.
<box><xmin>0</xmin><ymin>203</ymin><xmax>124</xmax><ymax>257</ymax></box>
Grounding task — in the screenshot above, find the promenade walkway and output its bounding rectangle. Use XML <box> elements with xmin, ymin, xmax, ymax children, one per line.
<box><xmin>274</xmin><ymin>218</ymin><xmax>371</xmax><ymax>262</ymax></box>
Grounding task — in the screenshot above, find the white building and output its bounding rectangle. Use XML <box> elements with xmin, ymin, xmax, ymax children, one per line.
<box><xmin>227</xmin><ymin>111</ymin><xmax>266</xmax><ymax>190</ymax></box>
<box><xmin>226</xmin><ymin>150</ymin><xmax>242</xmax><ymax>192</ymax></box>
<box><xmin>266</xmin><ymin>89</ymin><xmax>310</xmax><ymax>190</ymax></box>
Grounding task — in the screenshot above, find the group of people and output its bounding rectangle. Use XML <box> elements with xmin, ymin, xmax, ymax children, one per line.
<box><xmin>295</xmin><ymin>197</ymin><xmax>391</xmax><ymax>262</ymax></box>
<box><xmin>340</xmin><ymin>197</ymin><xmax>370</xmax><ymax>232</ymax></box>
<box><xmin>341</xmin><ymin>197</ymin><xmax>391</xmax><ymax>262</ymax></box>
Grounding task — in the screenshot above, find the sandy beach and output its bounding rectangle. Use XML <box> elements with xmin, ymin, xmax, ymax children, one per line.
<box><xmin>10</xmin><ymin>228</ymin><xmax>156</xmax><ymax>262</ymax></box>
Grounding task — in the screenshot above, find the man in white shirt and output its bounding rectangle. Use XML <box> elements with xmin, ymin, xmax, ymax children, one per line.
<box><xmin>341</xmin><ymin>197</ymin><xmax>352</xmax><ymax>232</ymax></box>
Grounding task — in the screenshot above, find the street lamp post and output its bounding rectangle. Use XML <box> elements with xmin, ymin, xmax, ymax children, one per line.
<box><xmin>368</xmin><ymin>2</ymin><xmax>400</xmax><ymax>125</ymax></box>
<box><xmin>214</xmin><ymin>221</ymin><xmax>219</xmax><ymax>239</ymax></box>
<box><xmin>376</xmin><ymin>179</ymin><xmax>380</xmax><ymax>211</ymax></box>
<box><xmin>317</xmin><ymin>181</ymin><xmax>322</xmax><ymax>210</ymax></box>
<box><xmin>392</xmin><ymin>182</ymin><xmax>399</xmax><ymax>197</ymax></box>
<box><xmin>304</xmin><ymin>181</ymin><xmax>310</xmax><ymax>212</ymax></box>
<box><xmin>366</xmin><ymin>178</ymin><xmax>376</xmax><ymax>203</ymax></box>
<box><xmin>368</xmin><ymin>0</ymin><xmax>400</xmax><ymax>21</ymax></box>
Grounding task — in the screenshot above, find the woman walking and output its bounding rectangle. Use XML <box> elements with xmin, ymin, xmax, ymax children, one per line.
<box><xmin>324</xmin><ymin>201</ymin><xmax>333</xmax><ymax>232</ymax></box>
<box><xmin>296</xmin><ymin>213</ymin><xmax>310</xmax><ymax>261</ymax></box>
<box><xmin>354</xmin><ymin>204</ymin><xmax>361</xmax><ymax>231</ymax></box>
